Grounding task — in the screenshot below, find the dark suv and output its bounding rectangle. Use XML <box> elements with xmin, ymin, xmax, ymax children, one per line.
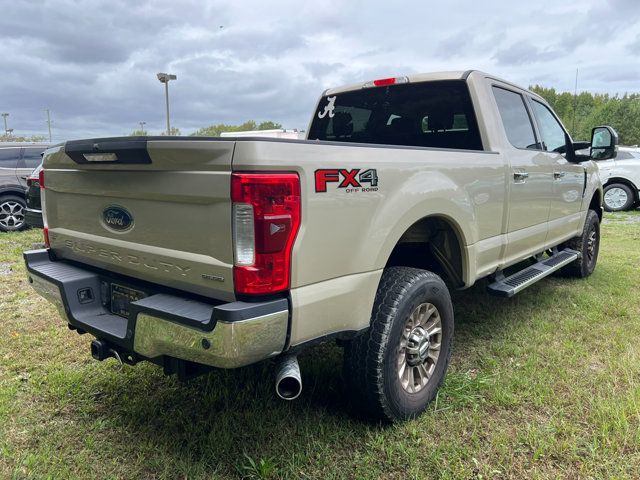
<box><xmin>0</xmin><ymin>143</ymin><xmax>48</xmax><ymax>232</ymax></box>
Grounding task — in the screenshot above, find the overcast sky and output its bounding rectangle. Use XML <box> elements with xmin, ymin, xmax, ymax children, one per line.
<box><xmin>1</xmin><ymin>0</ymin><xmax>639</xmax><ymax>141</ymax></box>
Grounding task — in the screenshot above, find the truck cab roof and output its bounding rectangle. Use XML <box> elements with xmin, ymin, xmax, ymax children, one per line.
<box><xmin>324</xmin><ymin>70</ymin><xmax>544</xmax><ymax>103</ymax></box>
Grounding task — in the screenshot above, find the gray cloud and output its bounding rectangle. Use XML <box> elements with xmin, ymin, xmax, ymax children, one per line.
<box><xmin>494</xmin><ymin>41</ymin><xmax>564</xmax><ymax>66</ymax></box>
<box><xmin>0</xmin><ymin>0</ymin><xmax>639</xmax><ymax>141</ymax></box>
<box><xmin>627</xmin><ymin>34</ymin><xmax>640</xmax><ymax>55</ymax></box>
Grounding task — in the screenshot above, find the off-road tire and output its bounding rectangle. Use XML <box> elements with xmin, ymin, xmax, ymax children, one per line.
<box><xmin>561</xmin><ymin>209</ymin><xmax>600</xmax><ymax>278</ymax></box>
<box><xmin>603</xmin><ymin>183</ymin><xmax>634</xmax><ymax>212</ymax></box>
<box><xmin>0</xmin><ymin>195</ymin><xmax>27</xmax><ymax>232</ymax></box>
<box><xmin>343</xmin><ymin>267</ymin><xmax>454</xmax><ymax>422</ymax></box>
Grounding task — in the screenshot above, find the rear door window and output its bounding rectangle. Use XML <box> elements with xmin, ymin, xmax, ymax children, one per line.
<box><xmin>308</xmin><ymin>80</ymin><xmax>484</xmax><ymax>151</ymax></box>
<box><xmin>0</xmin><ymin>148</ymin><xmax>20</xmax><ymax>169</ymax></box>
<box><xmin>492</xmin><ymin>86</ymin><xmax>539</xmax><ymax>150</ymax></box>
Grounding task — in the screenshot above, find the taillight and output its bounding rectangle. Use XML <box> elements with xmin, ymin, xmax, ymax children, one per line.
<box><xmin>231</xmin><ymin>172</ymin><xmax>301</xmax><ymax>295</ymax></box>
<box><xmin>43</xmin><ymin>226</ymin><xmax>50</xmax><ymax>248</ymax></box>
<box><xmin>40</xmin><ymin>169</ymin><xmax>49</xmax><ymax>247</ymax></box>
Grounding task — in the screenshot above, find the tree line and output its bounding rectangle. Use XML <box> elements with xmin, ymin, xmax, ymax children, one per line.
<box><xmin>128</xmin><ymin>120</ymin><xmax>282</xmax><ymax>137</ymax></box>
<box><xmin>530</xmin><ymin>86</ymin><xmax>640</xmax><ymax>146</ymax></box>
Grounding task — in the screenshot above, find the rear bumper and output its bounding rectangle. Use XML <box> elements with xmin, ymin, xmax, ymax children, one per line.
<box><xmin>24</xmin><ymin>249</ymin><xmax>289</xmax><ymax>368</ymax></box>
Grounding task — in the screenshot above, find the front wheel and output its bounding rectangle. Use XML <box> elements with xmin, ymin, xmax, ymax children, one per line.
<box><xmin>343</xmin><ymin>267</ymin><xmax>454</xmax><ymax>422</ymax></box>
<box><xmin>603</xmin><ymin>183</ymin><xmax>634</xmax><ymax>212</ymax></box>
<box><xmin>561</xmin><ymin>209</ymin><xmax>600</xmax><ymax>278</ymax></box>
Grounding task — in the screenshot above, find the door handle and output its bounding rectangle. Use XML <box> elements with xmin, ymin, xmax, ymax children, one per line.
<box><xmin>553</xmin><ymin>171</ymin><xmax>566</xmax><ymax>180</ymax></box>
<box><xmin>513</xmin><ymin>171</ymin><xmax>529</xmax><ymax>183</ymax></box>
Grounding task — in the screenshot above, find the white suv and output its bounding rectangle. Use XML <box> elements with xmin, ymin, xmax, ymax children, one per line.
<box><xmin>596</xmin><ymin>146</ymin><xmax>640</xmax><ymax>211</ymax></box>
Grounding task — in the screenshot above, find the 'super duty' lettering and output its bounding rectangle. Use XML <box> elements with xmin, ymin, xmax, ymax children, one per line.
<box><xmin>62</xmin><ymin>239</ymin><xmax>191</xmax><ymax>276</ymax></box>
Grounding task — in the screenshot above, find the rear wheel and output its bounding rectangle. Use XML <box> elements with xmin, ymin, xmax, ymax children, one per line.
<box><xmin>561</xmin><ymin>209</ymin><xmax>600</xmax><ymax>278</ymax></box>
<box><xmin>603</xmin><ymin>183</ymin><xmax>634</xmax><ymax>212</ymax></box>
<box><xmin>343</xmin><ymin>267</ymin><xmax>454</xmax><ymax>422</ymax></box>
<box><xmin>0</xmin><ymin>195</ymin><xmax>27</xmax><ymax>232</ymax></box>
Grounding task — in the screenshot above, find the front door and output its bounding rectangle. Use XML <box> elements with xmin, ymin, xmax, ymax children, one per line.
<box><xmin>492</xmin><ymin>86</ymin><xmax>553</xmax><ymax>264</ymax></box>
<box><xmin>528</xmin><ymin>100</ymin><xmax>585</xmax><ymax>246</ymax></box>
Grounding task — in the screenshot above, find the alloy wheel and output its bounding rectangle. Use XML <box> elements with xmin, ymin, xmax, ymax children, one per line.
<box><xmin>0</xmin><ymin>200</ymin><xmax>25</xmax><ymax>230</ymax></box>
<box><xmin>397</xmin><ymin>302</ymin><xmax>442</xmax><ymax>393</ymax></box>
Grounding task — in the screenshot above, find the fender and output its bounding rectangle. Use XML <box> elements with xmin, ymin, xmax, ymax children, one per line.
<box><xmin>370</xmin><ymin>170</ymin><xmax>474</xmax><ymax>282</ymax></box>
<box><xmin>581</xmin><ymin>161</ymin><xmax>604</xmax><ymax>222</ymax></box>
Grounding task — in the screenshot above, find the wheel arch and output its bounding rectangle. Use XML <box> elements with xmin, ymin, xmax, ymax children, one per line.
<box><xmin>383</xmin><ymin>214</ymin><xmax>468</xmax><ymax>288</ymax></box>
<box><xmin>588</xmin><ymin>188</ymin><xmax>603</xmax><ymax>221</ymax></box>
<box><xmin>0</xmin><ymin>186</ymin><xmax>27</xmax><ymax>199</ymax></box>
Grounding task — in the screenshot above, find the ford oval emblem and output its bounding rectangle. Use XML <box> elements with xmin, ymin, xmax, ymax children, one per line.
<box><xmin>102</xmin><ymin>205</ymin><xmax>134</xmax><ymax>232</ymax></box>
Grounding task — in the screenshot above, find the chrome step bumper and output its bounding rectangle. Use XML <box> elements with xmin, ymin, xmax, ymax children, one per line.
<box><xmin>24</xmin><ymin>249</ymin><xmax>289</xmax><ymax>368</ymax></box>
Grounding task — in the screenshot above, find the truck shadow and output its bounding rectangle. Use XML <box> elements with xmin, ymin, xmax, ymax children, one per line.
<box><xmin>74</xmin><ymin>271</ymin><xmax>588</xmax><ymax>474</ymax></box>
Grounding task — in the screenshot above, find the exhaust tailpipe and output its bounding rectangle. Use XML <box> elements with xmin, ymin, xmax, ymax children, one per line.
<box><xmin>275</xmin><ymin>355</ymin><xmax>302</xmax><ymax>400</ymax></box>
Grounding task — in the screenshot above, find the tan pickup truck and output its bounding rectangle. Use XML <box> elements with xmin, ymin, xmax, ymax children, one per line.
<box><xmin>25</xmin><ymin>70</ymin><xmax>617</xmax><ymax>421</ymax></box>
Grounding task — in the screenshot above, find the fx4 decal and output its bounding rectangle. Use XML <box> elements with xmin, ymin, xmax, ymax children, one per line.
<box><xmin>315</xmin><ymin>169</ymin><xmax>379</xmax><ymax>193</ymax></box>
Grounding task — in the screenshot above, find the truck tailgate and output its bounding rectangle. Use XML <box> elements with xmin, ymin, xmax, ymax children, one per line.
<box><xmin>43</xmin><ymin>138</ymin><xmax>236</xmax><ymax>301</ymax></box>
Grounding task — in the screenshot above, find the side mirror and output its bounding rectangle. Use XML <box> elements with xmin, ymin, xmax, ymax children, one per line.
<box><xmin>590</xmin><ymin>126</ymin><xmax>618</xmax><ymax>160</ymax></box>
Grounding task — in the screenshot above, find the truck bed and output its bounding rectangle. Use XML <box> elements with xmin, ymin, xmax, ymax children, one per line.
<box><xmin>43</xmin><ymin>135</ymin><xmax>506</xmax><ymax>312</ymax></box>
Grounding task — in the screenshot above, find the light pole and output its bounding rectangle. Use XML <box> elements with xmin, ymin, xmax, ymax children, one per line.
<box><xmin>156</xmin><ymin>73</ymin><xmax>177</xmax><ymax>135</ymax></box>
<box><xmin>1</xmin><ymin>113</ymin><xmax>8</xmax><ymax>135</ymax></box>
<box><xmin>139</xmin><ymin>121</ymin><xmax>146</xmax><ymax>135</ymax></box>
<box><xmin>46</xmin><ymin>109</ymin><xmax>52</xmax><ymax>142</ymax></box>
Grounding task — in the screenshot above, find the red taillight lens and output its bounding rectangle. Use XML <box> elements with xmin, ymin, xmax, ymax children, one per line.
<box><xmin>43</xmin><ymin>226</ymin><xmax>50</xmax><ymax>248</ymax></box>
<box><xmin>40</xmin><ymin>169</ymin><xmax>49</xmax><ymax>246</ymax></box>
<box><xmin>231</xmin><ymin>172</ymin><xmax>301</xmax><ymax>295</ymax></box>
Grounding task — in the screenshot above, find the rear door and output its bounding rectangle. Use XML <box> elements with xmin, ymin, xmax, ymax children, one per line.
<box><xmin>528</xmin><ymin>99</ymin><xmax>584</xmax><ymax>246</ymax></box>
<box><xmin>0</xmin><ymin>147</ymin><xmax>21</xmax><ymax>188</ymax></box>
<box><xmin>492</xmin><ymin>85</ymin><xmax>553</xmax><ymax>263</ymax></box>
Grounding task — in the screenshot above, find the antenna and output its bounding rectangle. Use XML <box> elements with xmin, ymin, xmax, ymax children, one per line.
<box><xmin>571</xmin><ymin>68</ymin><xmax>578</xmax><ymax>135</ymax></box>
<box><xmin>46</xmin><ymin>109</ymin><xmax>52</xmax><ymax>142</ymax></box>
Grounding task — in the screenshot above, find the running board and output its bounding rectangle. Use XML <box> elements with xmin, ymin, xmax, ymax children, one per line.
<box><xmin>487</xmin><ymin>249</ymin><xmax>580</xmax><ymax>298</ymax></box>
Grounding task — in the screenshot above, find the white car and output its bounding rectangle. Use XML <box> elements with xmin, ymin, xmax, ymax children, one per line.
<box><xmin>596</xmin><ymin>146</ymin><xmax>640</xmax><ymax>211</ymax></box>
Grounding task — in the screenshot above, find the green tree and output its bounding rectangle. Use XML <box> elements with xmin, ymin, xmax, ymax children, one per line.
<box><xmin>160</xmin><ymin>127</ymin><xmax>181</xmax><ymax>136</ymax></box>
<box><xmin>129</xmin><ymin>129</ymin><xmax>147</xmax><ymax>136</ymax></box>
<box><xmin>530</xmin><ymin>86</ymin><xmax>640</xmax><ymax>145</ymax></box>
<box><xmin>256</xmin><ymin>121</ymin><xmax>282</xmax><ymax>130</ymax></box>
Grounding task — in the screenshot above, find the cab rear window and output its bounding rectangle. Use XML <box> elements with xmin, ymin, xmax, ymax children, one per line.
<box><xmin>308</xmin><ymin>80</ymin><xmax>483</xmax><ymax>151</ymax></box>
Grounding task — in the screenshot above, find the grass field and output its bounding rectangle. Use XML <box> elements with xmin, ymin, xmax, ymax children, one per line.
<box><xmin>1</xmin><ymin>211</ymin><xmax>639</xmax><ymax>479</ymax></box>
